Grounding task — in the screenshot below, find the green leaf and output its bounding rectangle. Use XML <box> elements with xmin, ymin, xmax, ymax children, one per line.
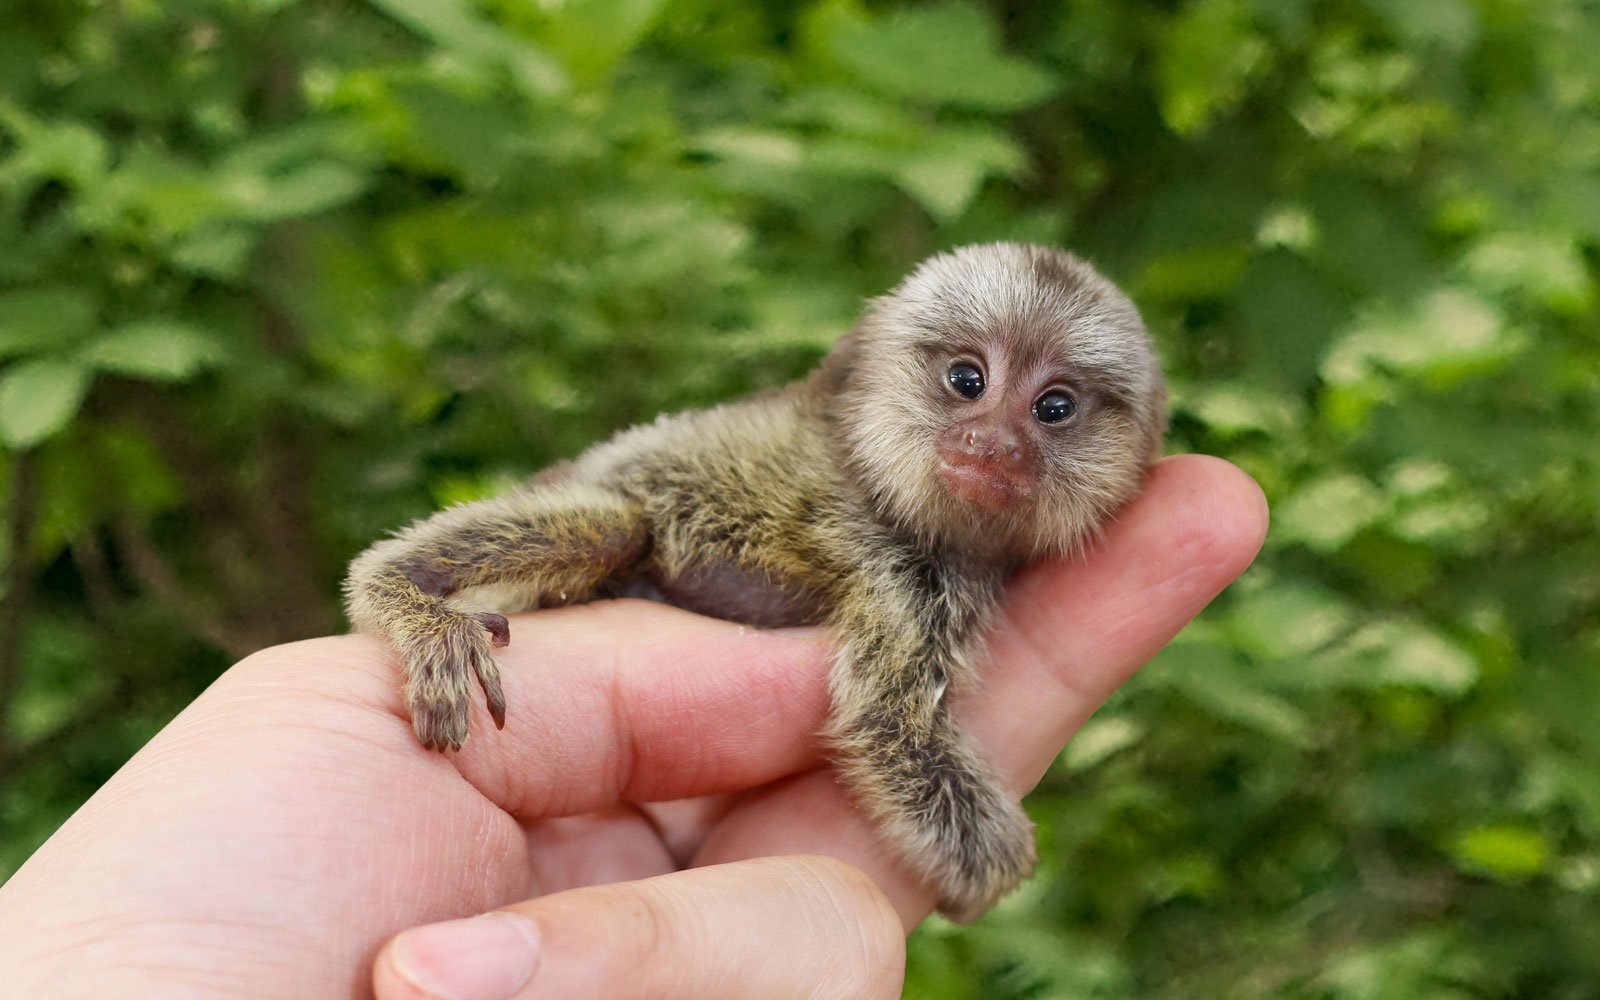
<box><xmin>1136</xmin><ymin>245</ymin><xmax>1253</xmax><ymax>301</ymax></box>
<box><xmin>1062</xmin><ymin>716</ymin><xmax>1145</xmax><ymax>772</ymax></box>
<box><xmin>8</xmin><ymin>613</ymin><xmax>110</xmax><ymax>744</ymax></box>
<box><xmin>1228</xmin><ymin>582</ymin><xmax>1355</xmax><ymax>661</ymax></box>
<box><xmin>1370</xmin><ymin>622</ymin><xmax>1479</xmax><ymax>694</ymax></box>
<box><xmin>1275</xmin><ymin>471</ymin><xmax>1387</xmax><ymax>552</ymax></box>
<box><xmin>813</xmin><ymin>0</ymin><xmax>1056</xmax><ymax>110</ymax></box>
<box><xmin>0</xmin><ymin>287</ymin><xmax>99</xmax><ymax>359</ymax></box>
<box><xmin>369</xmin><ymin>0</ymin><xmax>568</xmax><ymax>97</ymax></box>
<box><xmin>1156</xmin><ymin>0</ymin><xmax>1268</xmax><ymax>135</ymax></box>
<box><xmin>80</xmin><ymin>320</ymin><xmax>224</xmax><ymax>381</ymax></box>
<box><xmin>1323</xmin><ymin>288</ymin><xmax>1524</xmax><ymax>387</ymax></box>
<box><xmin>1151</xmin><ymin>640</ymin><xmax>1314</xmax><ymax>745</ymax></box>
<box><xmin>1312</xmin><ymin>619</ymin><xmax>1479</xmax><ymax>696</ymax></box>
<box><xmin>71</xmin><ymin>149</ymin><xmax>234</xmax><ymax>238</ymax></box>
<box><xmin>892</xmin><ymin>127</ymin><xmax>1028</xmax><ymax>221</ymax></box>
<box><xmin>1318</xmin><ymin>931</ymin><xmax>1482</xmax><ymax>999</ymax></box>
<box><xmin>1463</xmin><ymin>232</ymin><xmax>1593</xmax><ymax>314</ymax></box>
<box><xmin>536</xmin><ymin>0</ymin><xmax>670</xmax><ymax>85</ymax></box>
<box><xmin>171</xmin><ymin>226</ymin><xmax>258</xmax><ymax>279</ymax></box>
<box><xmin>1176</xmin><ymin>383</ymin><xmax>1299</xmax><ymax>436</ymax></box>
<box><xmin>0</xmin><ymin>358</ymin><xmax>91</xmax><ymax>449</ymax></box>
<box><xmin>0</xmin><ymin>103</ymin><xmax>109</xmax><ymax>194</ymax></box>
<box><xmin>695</xmin><ymin>127</ymin><xmax>806</xmax><ymax>172</ymax></box>
<box><xmin>1383</xmin><ymin>459</ymin><xmax>1492</xmax><ymax>549</ymax></box>
<box><xmin>226</xmin><ymin>160</ymin><xmax>369</xmax><ymax>222</ymax></box>
<box><xmin>31</xmin><ymin>423</ymin><xmax>184</xmax><ymax>560</ymax></box>
<box><xmin>1368</xmin><ymin>0</ymin><xmax>1480</xmax><ymax>53</ymax></box>
<box><xmin>1451</xmin><ymin>824</ymin><xmax>1549</xmax><ymax>880</ymax></box>
<box><xmin>800</xmin><ymin>117</ymin><xmax>1029</xmax><ymax>222</ymax></box>
<box><xmin>219</xmin><ymin>120</ymin><xmax>372</xmax><ymax>177</ymax></box>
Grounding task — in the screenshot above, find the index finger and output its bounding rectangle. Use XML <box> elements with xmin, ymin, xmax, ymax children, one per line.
<box><xmin>380</xmin><ymin>601</ymin><xmax>834</xmax><ymax>820</ymax></box>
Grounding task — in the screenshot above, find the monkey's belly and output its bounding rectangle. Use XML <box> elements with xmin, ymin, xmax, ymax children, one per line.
<box><xmin>613</xmin><ymin>559</ymin><xmax>826</xmax><ymax>629</ymax></box>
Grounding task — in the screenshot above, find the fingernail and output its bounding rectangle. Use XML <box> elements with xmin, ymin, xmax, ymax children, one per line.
<box><xmin>391</xmin><ymin>912</ymin><xmax>540</xmax><ymax>1000</ymax></box>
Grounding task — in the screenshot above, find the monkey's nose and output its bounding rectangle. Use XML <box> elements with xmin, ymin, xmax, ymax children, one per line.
<box><xmin>938</xmin><ymin>423</ymin><xmax>1037</xmax><ymax>508</ymax></box>
<box><xmin>949</xmin><ymin>425</ymin><xmax>1027</xmax><ymax>467</ymax></box>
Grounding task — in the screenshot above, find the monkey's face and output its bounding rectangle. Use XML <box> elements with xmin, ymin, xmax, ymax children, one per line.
<box><xmin>834</xmin><ymin>243</ymin><xmax>1166</xmax><ymax>558</ymax></box>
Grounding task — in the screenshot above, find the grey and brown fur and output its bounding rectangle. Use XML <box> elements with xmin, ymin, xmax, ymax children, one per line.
<box><xmin>345</xmin><ymin>243</ymin><xmax>1166</xmax><ymax>919</ymax></box>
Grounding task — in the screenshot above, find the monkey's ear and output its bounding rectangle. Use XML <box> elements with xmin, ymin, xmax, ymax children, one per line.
<box><xmin>813</xmin><ymin>320</ymin><xmax>869</xmax><ymax>396</ymax></box>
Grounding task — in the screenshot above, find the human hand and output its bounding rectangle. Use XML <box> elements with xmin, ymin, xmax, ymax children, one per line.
<box><xmin>0</xmin><ymin>455</ymin><xmax>1266</xmax><ymax>999</ymax></box>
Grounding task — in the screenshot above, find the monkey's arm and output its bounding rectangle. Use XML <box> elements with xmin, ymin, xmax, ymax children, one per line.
<box><xmin>823</xmin><ymin>553</ymin><xmax>1034</xmax><ymax>921</ymax></box>
<box><xmin>344</xmin><ymin>483</ymin><xmax>649</xmax><ymax>750</ymax></box>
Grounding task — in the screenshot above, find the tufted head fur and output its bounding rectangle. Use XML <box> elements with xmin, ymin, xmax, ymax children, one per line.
<box><xmin>823</xmin><ymin>243</ymin><xmax>1166</xmax><ymax>558</ymax></box>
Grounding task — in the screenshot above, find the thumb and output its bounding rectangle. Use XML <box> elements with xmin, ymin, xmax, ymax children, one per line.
<box><xmin>372</xmin><ymin>855</ymin><xmax>906</xmax><ymax>1000</ymax></box>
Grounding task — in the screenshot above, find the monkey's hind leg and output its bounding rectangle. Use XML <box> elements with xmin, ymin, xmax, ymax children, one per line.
<box><xmin>825</xmin><ymin>586</ymin><xmax>1035</xmax><ymax>920</ymax></box>
<box><xmin>344</xmin><ymin>484</ymin><xmax>649</xmax><ymax>750</ymax></box>
<box><xmin>829</xmin><ymin>701</ymin><xmax>1036</xmax><ymax>920</ymax></box>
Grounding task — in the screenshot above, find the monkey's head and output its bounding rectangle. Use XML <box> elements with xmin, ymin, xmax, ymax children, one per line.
<box><xmin>826</xmin><ymin>243</ymin><xmax>1166</xmax><ymax>558</ymax></box>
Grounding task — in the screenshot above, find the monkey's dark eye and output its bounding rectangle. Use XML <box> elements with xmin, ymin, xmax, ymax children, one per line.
<box><xmin>948</xmin><ymin>363</ymin><xmax>985</xmax><ymax>400</ymax></box>
<box><xmin>1033</xmin><ymin>391</ymin><xmax>1076</xmax><ymax>424</ymax></box>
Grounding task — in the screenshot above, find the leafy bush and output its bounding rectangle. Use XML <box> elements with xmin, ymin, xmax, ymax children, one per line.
<box><xmin>2</xmin><ymin>0</ymin><xmax>1597</xmax><ymax>995</ymax></box>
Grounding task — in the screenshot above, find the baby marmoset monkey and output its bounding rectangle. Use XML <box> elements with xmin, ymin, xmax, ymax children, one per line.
<box><xmin>345</xmin><ymin>242</ymin><xmax>1166</xmax><ymax>918</ymax></box>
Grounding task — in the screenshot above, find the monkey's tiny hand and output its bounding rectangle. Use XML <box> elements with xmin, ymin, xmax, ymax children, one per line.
<box><xmin>396</xmin><ymin>608</ymin><xmax>511</xmax><ymax>751</ymax></box>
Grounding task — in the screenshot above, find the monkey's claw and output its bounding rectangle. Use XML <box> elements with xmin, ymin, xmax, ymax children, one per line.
<box><xmin>478</xmin><ymin>612</ymin><xmax>511</xmax><ymax>648</ymax></box>
<box><xmin>402</xmin><ymin>609</ymin><xmax>510</xmax><ymax>751</ymax></box>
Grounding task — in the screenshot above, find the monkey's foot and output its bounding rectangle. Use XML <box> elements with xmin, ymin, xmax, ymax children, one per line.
<box><xmin>926</xmin><ymin>796</ymin><xmax>1037</xmax><ymax>922</ymax></box>
<box><xmin>400</xmin><ymin>610</ymin><xmax>511</xmax><ymax>752</ymax></box>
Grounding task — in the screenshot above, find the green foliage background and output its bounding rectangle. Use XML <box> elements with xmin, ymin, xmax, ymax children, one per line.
<box><xmin>3</xmin><ymin>0</ymin><xmax>1598</xmax><ymax>995</ymax></box>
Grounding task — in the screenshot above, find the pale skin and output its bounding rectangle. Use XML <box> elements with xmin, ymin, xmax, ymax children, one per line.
<box><xmin>0</xmin><ymin>456</ymin><xmax>1266</xmax><ymax>999</ymax></box>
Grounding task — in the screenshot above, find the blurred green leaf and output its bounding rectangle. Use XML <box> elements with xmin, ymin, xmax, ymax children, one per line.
<box><xmin>1228</xmin><ymin>580</ymin><xmax>1355</xmax><ymax>660</ymax></box>
<box><xmin>1383</xmin><ymin>459</ymin><xmax>1492</xmax><ymax>549</ymax></box>
<box><xmin>1323</xmin><ymin>289</ymin><xmax>1524</xmax><ymax>392</ymax></box>
<box><xmin>9</xmin><ymin>614</ymin><xmax>107</xmax><ymax>744</ymax></box>
<box><xmin>1149</xmin><ymin>639</ymin><xmax>1314</xmax><ymax>744</ymax></box>
<box><xmin>1317</xmin><ymin>930</ymin><xmax>1481</xmax><ymax>1000</ymax></box>
<box><xmin>1314</xmin><ymin>619</ymin><xmax>1479</xmax><ymax>695</ymax></box>
<box><xmin>1063</xmin><ymin>716</ymin><xmax>1145</xmax><ymax>772</ymax></box>
<box><xmin>31</xmin><ymin>423</ymin><xmax>185</xmax><ymax>561</ymax></box>
<box><xmin>891</xmin><ymin>127</ymin><xmax>1028</xmax><ymax>221</ymax></box>
<box><xmin>79</xmin><ymin>320</ymin><xmax>225</xmax><ymax>381</ymax></box>
<box><xmin>1156</xmin><ymin>0</ymin><xmax>1268</xmax><ymax>134</ymax></box>
<box><xmin>1275</xmin><ymin>471</ymin><xmax>1387</xmax><ymax>552</ymax></box>
<box><xmin>1463</xmin><ymin>231</ymin><xmax>1593</xmax><ymax>314</ymax></box>
<box><xmin>226</xmin><ymin>160</ymin><xmax>368</xmax><ymax>222</ymax></box>
<box><xmin>1177</xmin><ymin>384</ymin><xmax>1299</xmax><ymax>436</ymax></box>
<box><xmin>0</xmin><ymin>104</ymin><xmax>109</xmax><ymax>195</ymax></box>
<box><xmin>170</xmin><ymin>226</ymin><xmax>258</xmax><ymax>279</ymax></box>
<box><xmin>370</xmin><ymin>0</ymin><xmax>567</xmax><ymax>97</ymax></box>
<box><xmin>1136</xmin><ymin>244</ymin><xmax>1253</xmax><ymax>301</ymax></box>
<box><xmin>533</xmin><ymin>0</ymin><xmax>669</xmax><ymax>85</ymax></box>
<box><xmin>1451</xmin><ymin>824</ymin><xmax>1550</xmax><ymax>881</ymax></box>
<box><xmin>1367</xmin><ymin>0</ymin><xmax>1479</xmax><ymax>53</ymax></box>
<box><xmin>0</xmin><ymin>287</ymin><xmax>98</xmax><ymax>359</ymax></box>
<box><xmin>813</xmin><ymin>0</ymin><xmax>1056</xmax><ymax>110</ymax></box>
<box><xmin>0</xmin><ymin>358</ymin><xmax>91</xmax><ymax>449</ymax></box>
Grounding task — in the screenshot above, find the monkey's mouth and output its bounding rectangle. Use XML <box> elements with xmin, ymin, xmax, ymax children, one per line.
<box><xmin>939</xmin><ymin>462</ymin><xmax>1030</xmax><ymax>510</ymax></box>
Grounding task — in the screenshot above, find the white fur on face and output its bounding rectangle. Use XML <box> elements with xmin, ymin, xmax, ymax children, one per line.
<box><xmin>834</xmin><ymin>243</ymin><xmax>1166</xmax><ymax>558</ymax></box>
